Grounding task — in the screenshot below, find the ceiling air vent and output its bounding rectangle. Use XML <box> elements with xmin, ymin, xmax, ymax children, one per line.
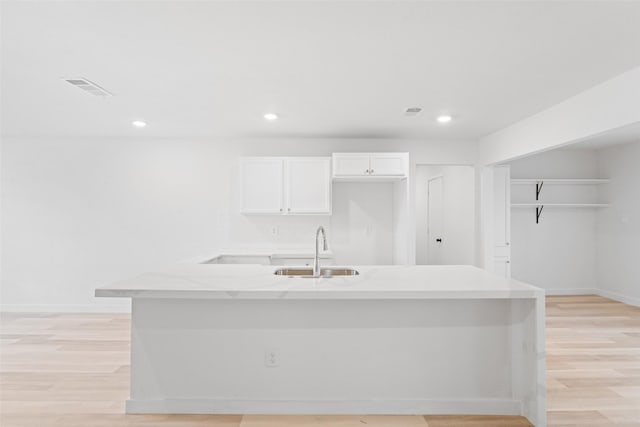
<box><xmin>63</xmin><ymin>77</ymin><xmax>113</xmax><ymax>97</ymax></box>
<box><xmin>404</xmin><ymin>107</ymin><xmax>422</xmax><ymax>116</ymax></box>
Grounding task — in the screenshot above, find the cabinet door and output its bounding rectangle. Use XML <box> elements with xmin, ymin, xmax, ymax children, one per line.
<box><xmin>369</xmin><ymin>153</ymin><xmax>407</xmax><ymax>176</ymax></box>
<box><xmin>493</xmin><ymin>165</ymin><xmax>511</xmax><ymax>257</ymax></box>
<box><xmin>494</xmin><ymin>257</ymin><xmax>511</xmax><ymax>278</ymax></box>
<box><xmin>332</xmin><ymin>154</ymin><xmax>370</xmax><ymax>177</ymax></box>
<box><xmin>286</xmin><ymin>158</ymin><xmax>331</xmax><ymax>214</ymax></box>
<box><xmin>240</xmin><ymin>158</ymin><xmax>284</xmax><ymax>214</ymax></box>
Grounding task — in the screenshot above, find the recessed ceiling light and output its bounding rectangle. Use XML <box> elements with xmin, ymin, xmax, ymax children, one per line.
<box><xmin>132</xmin><ymin>120</ymin><xmax>147</xmax><ymax>128</ymax></box>
<box><xmin>264</xmin><ymin>113</ymin><xmax>278</xmax><ymax>121</ymax></box>
<box><xmin>437</xmin><ymin>115</ymin><xmax>452</xmax><ymax>123</ymax></box>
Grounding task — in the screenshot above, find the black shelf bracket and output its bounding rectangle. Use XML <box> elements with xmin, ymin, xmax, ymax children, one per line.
<box><xmin>536</xmin><ymin>181</ymin><xmax>544</xmax><ymax>201</ymax></box>
<box><xmin>536</xmin><ymin>205</ymin><xmax>544</xmax><ymax>224</ymax></box>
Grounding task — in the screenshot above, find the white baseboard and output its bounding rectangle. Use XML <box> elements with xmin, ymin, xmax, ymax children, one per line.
<box><xmin>596</xmin><ymin>289</ymin><xmax>640</xmax><ymax>307</ymax></box>
<box><xmin>0</xmin><ymin>302</ymin><xmax>131</xmax><ymax>313</ymax></box>
<box><xmin>544</xmin><ymin>288</ymin><xmax>597</xmax><ymax>296</ymax></box>
<box><xmin>542</xmin><ymin>288</ymin><xmax>640</xmax><ymax>307</ymax></box>
<box><xmin>126</xmin><ymin>398</ymin><xmax>522</xmax><ymax>416</ymax></box>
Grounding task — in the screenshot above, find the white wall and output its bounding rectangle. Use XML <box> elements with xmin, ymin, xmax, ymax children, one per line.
<box><xmin>331</xmin><ymin>183</ymin><xmax>394</xmax><ymax>265</ymax></box>
<box><xmin>1</xmin><ymin>137</ymin><xmax>227</xmax><ymax>312</ymax></box>
<box><xmin>0</xmin><ymin>136</ymin><xmax>476</xmax><ymax>311</ymax></box>
<box><xmin>509</xmin><ymin>150</ymin><xmax>600</xmax><ymax>293</ymax></box>
<box><xmin>228</xmin><ymin>180</ymin><xmax>397</xmax><ymax>265</ymax></box>
<box><xmin>596</xmin><ymin>141</ymin><xmax>640</xmax><ymax>305</ymax></box>
<box><xmin>415</xmin><ymin>165</ymin><xmax>475</xmax><ymax>265</ymax></box>
<box><xmin>392</xmin><ymin>178</ymin><xmax>411</xmax><ymax>265</ymax></box>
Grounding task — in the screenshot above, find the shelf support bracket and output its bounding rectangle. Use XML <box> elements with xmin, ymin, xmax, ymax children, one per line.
<box><xmin>536</xmin><ymin>205</ymin><xmax>544</xmax><ymax>224</ymax></box>
<box><xmin>536</xmin><ymin>181</ymin><xmax>544</xmax><ymax>201</ymax></box>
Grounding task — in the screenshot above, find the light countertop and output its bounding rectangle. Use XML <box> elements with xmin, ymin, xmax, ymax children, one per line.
<box><xmin>183</xmin><ymin>248</ymin><xmax>334</xmax><ymax>264</ymax></box>
<box><xmin>95</xmin><ymin>264</ymin><xmax>543</xmax><ymax>300</ymax></box>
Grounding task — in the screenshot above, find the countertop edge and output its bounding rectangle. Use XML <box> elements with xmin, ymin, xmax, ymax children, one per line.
<box><xmin>95</xmin><ymin>289</ymin><xmax>544</xmax><ymax>300</ymax></box>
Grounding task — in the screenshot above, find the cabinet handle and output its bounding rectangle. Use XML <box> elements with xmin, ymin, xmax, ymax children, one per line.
<box><xmin>506</xmin><ymin>242</ymin><xmax>510</xmax><ymax>246</ymax></box>
<box><xmin>287</xmin><ymin>208</ymin><xmax>291</xmax><ymax>212</ymax></box>
<box><xmin>279</xmin><ymin>208</ymin><xmax>283</xmax><ymax>212</ymax></box>
<box><xmin>370</xmin><ymin>169</ymin><xmax>374</xmax><ymax>174</ymax></box>
<box><xmin>365</xmin><ymin>169</ymin><xmax>369</xmax><ymax>174</ymax></box>
<box><xmin>506</xmin><ymin>260</ymin><xmax>510</xmax><ymax>264</ymax></box>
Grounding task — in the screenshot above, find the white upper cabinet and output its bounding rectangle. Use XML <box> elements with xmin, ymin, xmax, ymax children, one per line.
<box><xmin>369</xmin><ymin>153</ymin><xmax>407</xmax><ymax>176</ymax></box>
<box><xmin>332</xmin><ymin>153</ymin><xmax>408</xmax><ymax>180</ymax></box>
<box><xmin>286</xmin><ymin>158</ymin><xmax>331</xmax><ymax>214</ymax></box>
<box><xmin>240</xmin><ymin>157</ymin><xmax>331</xmax><ymax>215</ymax></box>
<box><xmin>332</xmin><ymin>154</ymin><xmax>371</xmax><ymax>176</ymax></box>
<box><xmin>240</xmin><ymin>158</ymin><xmax>284</xmax><ymax>214</ymax></box>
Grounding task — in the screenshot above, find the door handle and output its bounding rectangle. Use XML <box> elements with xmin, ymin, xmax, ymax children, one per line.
<box><xmin>436</xmin><ymin>238</ymin><xmax>442</xmax><ymax>243</ymax></box>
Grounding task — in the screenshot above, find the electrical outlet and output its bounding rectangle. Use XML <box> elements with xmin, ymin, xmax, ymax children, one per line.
<box><xmin>264</xmin><ymin>349</ymin><xmax>279</xmax><ymax>367</ymax></box>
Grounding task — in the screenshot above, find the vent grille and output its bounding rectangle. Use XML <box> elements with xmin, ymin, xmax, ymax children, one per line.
<box><xmin>64</xmin><ymin>77</ymin><xmax>113</xmax><ymax>97</ymax></box>
<box><xmin>404</xmin><ymin>107</ymin><xmax>422</xmax><ymax>116</ymax></box>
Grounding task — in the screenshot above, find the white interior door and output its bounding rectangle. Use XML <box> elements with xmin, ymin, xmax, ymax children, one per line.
<box><xmin>427</xmin><ymin>176</ymin><xmax>444</xmax><ymax>265</ymax></box>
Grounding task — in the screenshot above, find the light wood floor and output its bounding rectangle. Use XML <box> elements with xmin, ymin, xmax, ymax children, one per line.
<box><xmin>0</xmin><ymin>295</ymin><xmax>638</xmax><ymax>426</ymax></box>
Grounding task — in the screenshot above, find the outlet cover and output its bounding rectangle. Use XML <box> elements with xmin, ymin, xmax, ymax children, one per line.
<box><xmin>264</xmin><ymin>349</ymin><xmax>279</xmax><ymax>367</ymax></box>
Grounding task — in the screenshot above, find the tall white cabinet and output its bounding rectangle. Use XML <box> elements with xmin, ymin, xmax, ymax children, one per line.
<box><xmin>240</xmin><ymin>157</ymin><xmax>331</xmax><ymax>215</ymax></box>
<box><xmin>492</xmin><ymin>165</ymin><xmax>511</xmax><ymax>277</ymax></box>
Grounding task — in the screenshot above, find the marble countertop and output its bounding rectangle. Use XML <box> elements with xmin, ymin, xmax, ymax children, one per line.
<box><xmin>95</xmin><ymin>264</ymin><xmax>543</xmax><ymax>300</ymax></box>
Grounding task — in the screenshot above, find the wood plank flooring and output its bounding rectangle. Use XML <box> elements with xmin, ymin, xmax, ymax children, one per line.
<box><xmin>546</xmin><ymin>295</ymin><xmax>640</xmax><ymax>426</ymax></box>
<box><xmin>0</xmin><ymin>295</ymin><xmax>638</xmax><ymax>426</ymax></box>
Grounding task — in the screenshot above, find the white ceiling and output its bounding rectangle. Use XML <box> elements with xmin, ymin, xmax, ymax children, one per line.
<box><xmin>2</xmin><ymin>1</ymin><xmax>640</xmax><ymax>140</ymax></box>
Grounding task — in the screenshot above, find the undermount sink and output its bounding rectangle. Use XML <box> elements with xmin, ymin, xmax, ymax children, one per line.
<box><xmin>274</xmin><ymin>268</ymin><xmax>359</xmax><ymax>278</ymax></box>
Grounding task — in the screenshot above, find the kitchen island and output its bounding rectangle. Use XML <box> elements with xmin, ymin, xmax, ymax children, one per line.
<box><xmin>96</xmin><ymin>264</ymin><xmax>546</xmax><ymax>426</ymax></box>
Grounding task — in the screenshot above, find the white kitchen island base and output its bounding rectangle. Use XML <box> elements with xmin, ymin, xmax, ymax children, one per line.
<box><xmin>96</xmin><ymin>265</ymin><xmax>546</xmax><ymax>426</ymax></box>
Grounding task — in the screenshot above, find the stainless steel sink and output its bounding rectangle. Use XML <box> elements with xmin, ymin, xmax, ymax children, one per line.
<box><xmin>274</xmin><ymin>268</ymin><xmax>359</xmax><ymax>278</ymax></box>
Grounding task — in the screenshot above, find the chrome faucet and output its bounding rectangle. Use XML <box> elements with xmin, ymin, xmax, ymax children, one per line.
<box><xmin>313</xmin><ymin>226</ymin><xmax>328</xmax><ymax>277</ymax></box>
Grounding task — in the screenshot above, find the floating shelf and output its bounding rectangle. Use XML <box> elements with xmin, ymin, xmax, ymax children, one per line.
<box><xmin>512</xmin><ymin>203</ymin><xmax>609</xmax><ymax>208</ymax></box>
<box><xmin>512</xmin><ymin>203</ymin><xmax>609</xmax><ymax>224</ymax></box>
<box><xmin>510</xmin><ymin>178</ymin><xmax>610</xmax><ymax>223</ymax></box>
<box><xmin>511</xmin><ymin>178</ymin><xmax>609</xmax><ymax>185</ymax></box>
